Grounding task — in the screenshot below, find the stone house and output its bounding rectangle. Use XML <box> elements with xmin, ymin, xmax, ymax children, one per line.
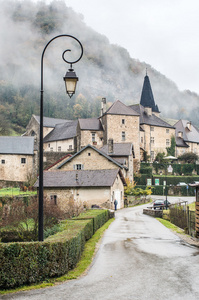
<box><xmin>76</xmin><ymin>118</ymin><xmax>104</xmax><ymax>151</ymax></box>
<box><xmin>100</xmin><ymin>100</ymin><xmax>140</xmax><ymax>163</ymax></box>
<box><xmin>174</xmin><ymin>120</ymin><xmax>199</xmax><ymax>156</ymax></box>
<box><xmin>43</xmin><ymin>120</ymin><xmax>77</xmax><ymax>153</ymax></box>
<box><xmin>35</xmin><ymin>168</ymin><xmax>126</xmax><ymax>210</ymax></box>
<box><xmin>24</xmin><ymin>114</ymin><xmax>70</xmax><ymax>149</ymax></box>
<box><xmin>56</xmin><ymin>144</ymin><xmax>129</xmax><ymax>179</ymax></box>
<box><xmin>130</xmin><ymin>74</ymin><xmax>175</xmax><ymax>161</ymax></box>
<box><xmin>0</xmin><ymin>136</ymin><xmax>36</xmax><ymax>182</ymax></box>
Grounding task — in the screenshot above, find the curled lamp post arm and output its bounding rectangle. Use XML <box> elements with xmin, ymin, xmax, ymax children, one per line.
<box><xmin>39</xmin><ymin>34</ymin><xmax>83</xmax><ymax>241</ymax></box>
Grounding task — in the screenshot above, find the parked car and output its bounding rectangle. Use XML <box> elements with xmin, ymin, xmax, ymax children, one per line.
<box><xmin>153</xmin><ymin>200</ymin><xmax>171</xmax><ymax>210</ymax></box>
<box><xmin>176</xmin><ymin>182</ymin><xmax>187</xmax><ymax>186</ymax></box>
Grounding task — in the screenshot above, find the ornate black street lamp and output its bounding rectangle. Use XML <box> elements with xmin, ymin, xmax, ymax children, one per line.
<box><xmin>39</xmin><ymin>34</ymin><xmax>83</xmax><ymax>241</ymax></box>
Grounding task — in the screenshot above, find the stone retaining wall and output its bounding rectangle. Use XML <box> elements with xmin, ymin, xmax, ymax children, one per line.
<box><xmin>143</xmin><ymin>208</ymin><xmax>163</xmax><ymax>218</ymax></box>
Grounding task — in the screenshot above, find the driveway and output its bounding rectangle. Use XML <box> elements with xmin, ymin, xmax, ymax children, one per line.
<box><xmin>4</xmin><ymin>204</ymin><xmax>199</xmax><ymax>300</ymax></box>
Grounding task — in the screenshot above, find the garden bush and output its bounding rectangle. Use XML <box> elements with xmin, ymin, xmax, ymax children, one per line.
<box><xmin>0</xmin><ymin>209</ymin><xmax>109</xmax><ymax>289</ymax></box>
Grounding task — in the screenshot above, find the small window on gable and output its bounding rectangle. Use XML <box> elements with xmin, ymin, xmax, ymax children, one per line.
<box><xmin>50</xmin><ymin>195</ymin><xmax>57</xmax><ymax>205</ymax></box>
<box><xmin>88</xmin><ymin>153</ymin><xmax>91</xmax><ymax>156</ymax></box>
<box><xmin>122</xmin><ymin>119</ymin><xmax>125</xmax><ymax>125</ymax></box>
<box><xmin>1</xmin><ymin>159</ymin><xmax>5</xmax><ymax>164</ymax></box>
<box><xmin>74</xmin><ymin>164</ymin><xmax>84</xmax><ymax>170</ymax></box>
<box><xmin>21</xmin><ymin>158</ymin><xmax>26</xmax><ymax>164</ymax></box>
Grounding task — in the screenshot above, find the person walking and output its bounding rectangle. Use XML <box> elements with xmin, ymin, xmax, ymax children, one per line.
<box><xmin>114</xmin><ymin>199</ymin><xmax>118</xmax><ymax>211</ymax></box>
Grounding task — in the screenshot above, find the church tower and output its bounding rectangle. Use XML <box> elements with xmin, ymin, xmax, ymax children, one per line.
<box><xmin>140</xmin><ymin>72</ymin><xmax>160</xmax><ymax>116</ymax></box>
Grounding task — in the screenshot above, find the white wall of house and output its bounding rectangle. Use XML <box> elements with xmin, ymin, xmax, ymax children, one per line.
<box><xmin>43</xmin><ymin>138</ymin><xmax>74</xmax><ymax>152</ymax></box>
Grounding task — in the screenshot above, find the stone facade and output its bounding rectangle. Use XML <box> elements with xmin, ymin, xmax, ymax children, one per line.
<box><xmin>0</xmin><ymin>153</ymin><xmax>36</xmax><ymax>182</ymax></box>
<box><xmin>76</xmin><ymin>124</ymin><xmax>103</xmax><ymax>151</ymax></box>
<box><xmin>43</xmin><ymin>172</ymin><xmax>124</xmax><ymax>211</ymax></box>
<box><xmin>59</xmin><ymin>147</ymin><xmax>127</xmax><ymax>177</ymax></box>
<box><xmin>141</xmin><ymin>124</ymin><xmax>175</xmax><ymax>161</ymax></box>
<box><xmin>101</xmin><ymin>114</ymin><xmax>140</xmax><ymax>161</ymax></box>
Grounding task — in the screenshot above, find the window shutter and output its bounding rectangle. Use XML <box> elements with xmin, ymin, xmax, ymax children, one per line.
<box><xmin>73</xmin><ymin>164</ymin><xmax>76</xmax><ymax>170</ymax></box>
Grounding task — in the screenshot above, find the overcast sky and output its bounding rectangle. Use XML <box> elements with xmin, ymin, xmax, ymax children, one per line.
<box><xmin>36</xmin><ymin>0</ymin><xmax>199</xmax><ymax>94</ymax></box>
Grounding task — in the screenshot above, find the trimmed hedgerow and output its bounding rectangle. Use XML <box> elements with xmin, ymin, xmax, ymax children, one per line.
<box><xmin>0</xmin><ymin>210</ymin><xmax>109</xmax><ymax>289</ymax></box>
<box><xmin>74</xmin><ymin>209</ymin><xmax>109</xmax><ymax>234</ymax></box>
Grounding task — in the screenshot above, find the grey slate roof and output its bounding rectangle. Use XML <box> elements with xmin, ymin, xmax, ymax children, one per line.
<box><xmin>100</xmin><ymin>143</ymin><xmax>133</xmax><ymax>156</ymax></box>
<box><xmin>130</xmin><ymin>104</ymin><xmax>174</xmax><ymax>128</ymax></box>
<box><xmin>103</xmin><ymin>100</ymin><xmax>140</xmax><ymax>116</ymax></box>
<box><xmin>57</xmin><ymin>144</ymin><xmax>127</xmax><ymax>170</ymax></box>
<box><xmin>175</xmin><ymin>137</ymin><xmax>189</xmax><ymax>148</ymax></box>
<box><xmin>174</xmin><ymin>120</ymin><xmax>199</xmax><ymax>144</ymax></box>
<box><xmin>43</xmin><ymin>120</ymin><xmax>78</xmax><ymax>142</ymax></box>
<box><xmin>78</xmin><ymin>118</ymin><xmax>103</xmax><ymax>131</ymax></box>
<box><xmin>34</xmin><ymin>115</ymin><xmax>71</xmax><ymax>128</ymax></box>
<box><xmin>140</xmin><ymin>75</ymin><xmax>160</xmax><ymax>113</ymax></box>
<box><xmin>0</xmin><ymin>137</ymin><xmax>34</xmax><ymax>155</ymax></box>
<box><xmin>35</xmin><ymin>169</ymin><xmax>125</xmax><ymax>188</ymax></box>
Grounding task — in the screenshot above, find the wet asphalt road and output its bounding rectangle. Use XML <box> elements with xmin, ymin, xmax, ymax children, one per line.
<box><xmin>3</xmin><ymin>202</ymin><xmax>199</xmax><ymax>300</ymax></box>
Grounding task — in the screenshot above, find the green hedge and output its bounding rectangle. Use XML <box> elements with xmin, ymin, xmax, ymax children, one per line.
<box><xmin>0</xmin><ymin>209</ymin><xmax>109</xmax><ymax>289</ymax></box>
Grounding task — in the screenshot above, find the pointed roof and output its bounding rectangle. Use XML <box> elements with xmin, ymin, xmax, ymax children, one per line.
<box><xmin>140</xmin><ymin>75</ymin><xmax>160</xmax><ymax>113</ymax></box>
<box><xmin>174</xmin><ymin>119</ymin><xmax>199</xmax><ymax>143</ymax></box>
<box><xmin>56</xmin><ymin>144</ymin><xmax>127</xmax><ymax>170</ymax></box>
<box><xmin>103</xmin><ymin>100</ymin><xmax>139</xmax><ymax>116</ymax></box>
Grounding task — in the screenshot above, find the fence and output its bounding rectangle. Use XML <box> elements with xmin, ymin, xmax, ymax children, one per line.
<box><xmin>170</xmin><ymin>203</ymin><xmax>195</xmax><ymax>236</ymax></box>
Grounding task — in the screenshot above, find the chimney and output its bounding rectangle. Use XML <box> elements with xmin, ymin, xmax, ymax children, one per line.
<box><xmin>101</xmin><ymin>97</ymin><xmax>106</xmax><ymax>116</ymax></box>
<box><xmin>186</xmin><ymin>121</ymin><xmax>191</xmax><ymax>131</ymax></box>
<box><xmin>178</xmin><ymin>131</ymin><xmax>183</xmax><ymax>138</ymax></box>
<box><xmin>108</xmin><ymin>138</ymin><xmax>114</xmax><ymax>154</ymax></box>
<box><xmin>144</xmin><ymin>107</ymin><xmax>152</xmax><ymax>116</ymax></box>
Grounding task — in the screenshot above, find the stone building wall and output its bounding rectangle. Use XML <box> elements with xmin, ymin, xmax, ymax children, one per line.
<box><xmin>43</xmin><ymin>138</ymin><xmax>74</xmax><ymax>152</ymax></box>
<box><xmin>102</xmin><ymin>114</ymin><xmax>140</xmax><ymax>161</ymax></box>
<box><xmin>0</xmin><ymin>154</ymin><xmax>35</xmax><ymax>182</ymax></box>
<box><xmin>59</xmin><ymin>148</ymin><xmax>121</xmax><ymax>171</ymax></box>
<box><xmin>142</xmin><ymin>124</ymin><xmax>175</xmax><ymax>160</ymax></box>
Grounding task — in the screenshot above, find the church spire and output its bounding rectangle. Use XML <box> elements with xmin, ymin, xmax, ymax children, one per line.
<box><xmin>140</xmin><ymin>73</ymin><xmax>160</xmax><ymax>113</ymax></box>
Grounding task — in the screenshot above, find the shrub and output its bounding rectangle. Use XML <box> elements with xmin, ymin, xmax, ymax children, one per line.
<box><xmin>0</xmin><ymin>209</ymin><xmax>109</xmax><ymax>288</ymax></box>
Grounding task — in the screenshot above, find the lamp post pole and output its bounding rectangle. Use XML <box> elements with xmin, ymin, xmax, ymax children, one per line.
<box><xmin>39</xmin><ymin>34</ymin><xmax>83</xmax><ymax>241</ymax></box>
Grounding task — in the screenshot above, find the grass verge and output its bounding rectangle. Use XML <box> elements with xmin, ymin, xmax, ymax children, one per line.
<box><xmin>0</xmin><ymin>218</ymin><xmax>115</xmax><ymax>295</ymax></box>
<box><xmin>156</xmin><ymin>218</ymin><xmax>185</xmax><ymax>234</ymax></box>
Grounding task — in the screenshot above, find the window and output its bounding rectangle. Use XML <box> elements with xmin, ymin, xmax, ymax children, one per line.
<box><xmin>68</xmin><ymin>145</ymin><xmax>72</xmax><ymax>150</ymax></box>
<box><xmin>150</xmin><ymin>127</ymin><xmax>154</xmax><ymax>131</ymax></box>
<box><xmin>166</xmin><ymin>129</ymin><xmax>169</xmax><ymax>134</ymax></box>
<box><xmin>166</xmin><ymin>139</ymin><xmax>170</xmax><ymax>146</ymax></box>
<box><xmin>74</xmin><ymin>164</ymin><xmax>84</xmax><ymax>170</ymax></box>
<box><xmin>150</xmin><ymin>137</ymin><xmax>154</xmax><ymax>144</ymax></box>
<box><xmin>92</xmin><ymin>133</ymin><xmax>96</xmax><ymax>142</ymax></box>
<box><xmin>122</xmin><ymin>131</ymin><xmax>126</xmax><ymax>141</ymax></box>
<box><xmin>50</xmin><ymin>195</ymin><xmax>57</xmax><ymax>205</ymax></box>
<box><xmin>1</xmin><ymin>159</ymin><xmax>5</xmax><ymax>164</ymax></box>
<box><xmin>141</xmin><ymin>137</ymin><xmax>143</xmax><ymax>143</ymax></box>
<box><xmin>48</xmin><ymin>144</ymin><xmax>50</xmax><ymax>148</ymax></box>
<box><xmin>50</xmin><ymin>147</ymin><xmax>53</xmax><ymax>152</ymax></box>
<box><xmin>21</xmin><ymin>158</ymin><xmax>26</xmax><ymax>164</ymax></box>
<box><xmin>151</xmin><ymin>151</ymin><xmax>154</xmax><ymax>160</ymax></box>
<box><xmin>88</xmin><ymin>152</ymin><xmax>91</xmax><ymax>156</ymax></box>
<box><xmin>58</xmin><ymin>146</ymin><xmax>61</xmax><ymax>152</ymax></box>
<box><xmin>122</xmin><ymin>119</ymin><xmax>125</xmax><ymax>125</ymax></box>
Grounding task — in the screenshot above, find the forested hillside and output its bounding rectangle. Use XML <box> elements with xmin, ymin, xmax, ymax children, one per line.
<box><xmin>0</xmin><ymin>0</ymin><xmax>199</xmax><ymax>135</ymax></box>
